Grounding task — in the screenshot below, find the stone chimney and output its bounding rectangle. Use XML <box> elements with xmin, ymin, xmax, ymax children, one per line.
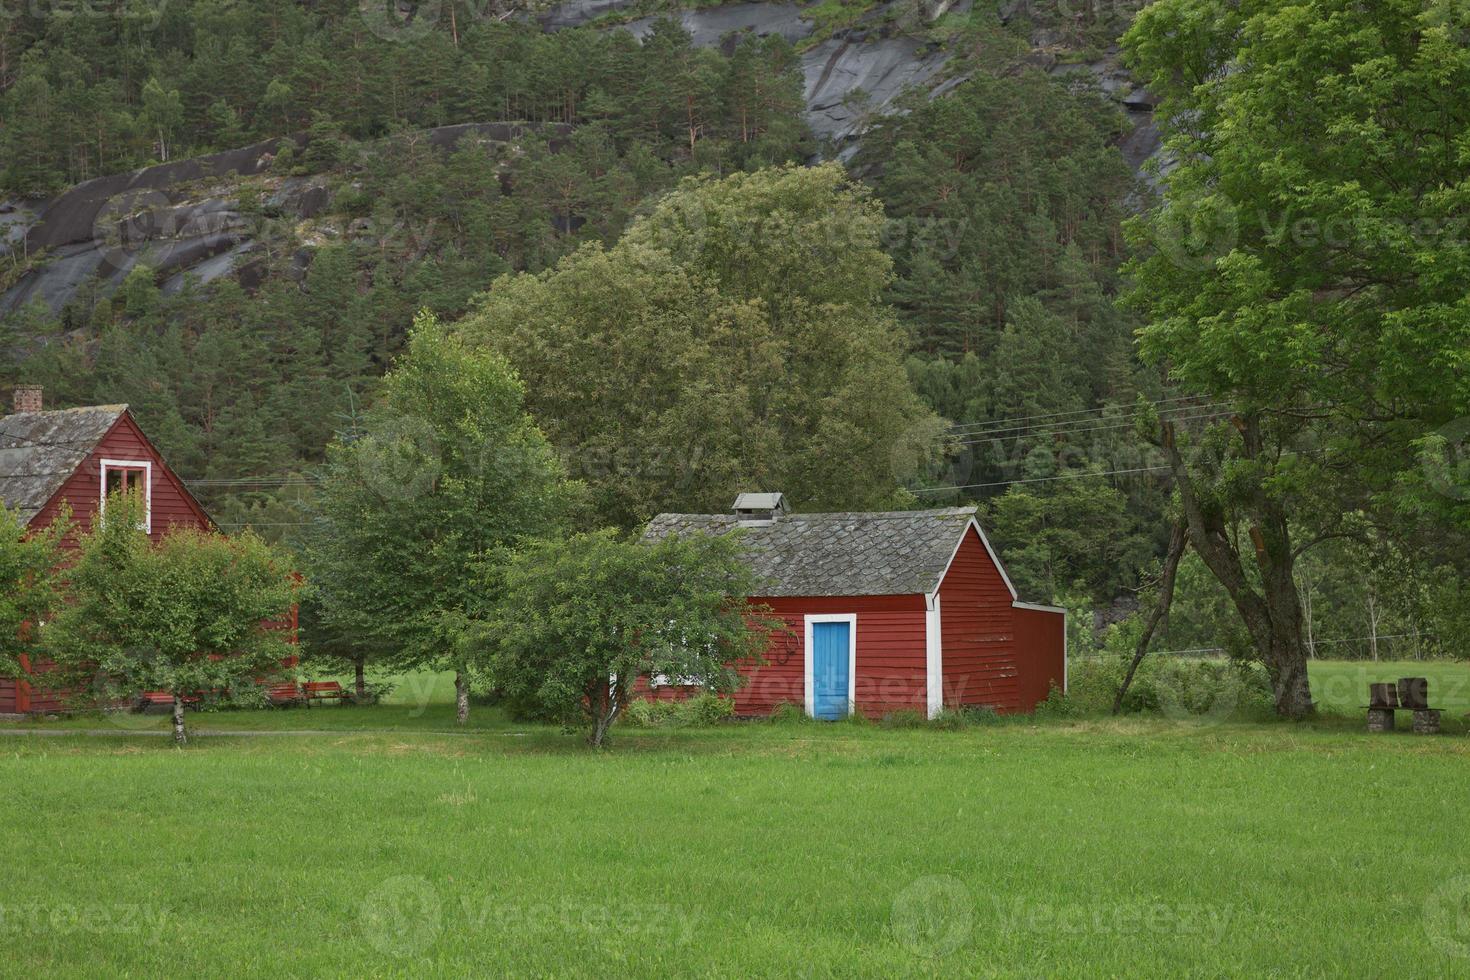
<box><xmin>12</xmin><ymin>385</ymin><xmax>42</xmax><ymax>413</ymax></box>
<box><xmin>733</xmin><ymin>492</ymin><xmax>788</xmax><ymax>526</ymax></box>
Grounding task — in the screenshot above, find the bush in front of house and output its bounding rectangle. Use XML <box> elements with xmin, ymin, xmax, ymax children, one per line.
<box><xmin>472</xmin><ymin>529</ymin><xmax>780</xmax><ymax>747</ymax></box>
<box><xmin>45</xmin><ymin>493</ymin><xmax>297</xmax><ymax>747</ymax></box>
<box><xmin>769</xmin><ymin>702</ymin><xmax>811</xmax><ymax>725</ymax></box>
<box><xmin>622</xmin><ymin>692</ymin><xmax>735</xmax><ymax>729</ymax></box>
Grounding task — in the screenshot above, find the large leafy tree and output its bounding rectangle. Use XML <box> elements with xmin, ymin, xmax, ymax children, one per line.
<box><xmin>0</xmin><ymin>505</ymin><xmax>68</xmax><ymax>678</ymax></box>
<box><xmin>475</xmin><ymin>529</ymin><xmax>778</xmax><ymax>747</ymax></box>
<box><xmin>46</xmin><ymin>495</ymin><xmax>296</xmax><ymax>746</ymax></box>
<box><xmin>458</xmin><ymin>163</ymin><xmax>944</xmax><ymax>527</ymax></box>
<box><xmin>1123</xmin><ymin>0</ymin><xmax>1470</xmax><ymax>715</ymax></box>
<box><xmin>306</xmin><ymin>312</ymin><xmax>581</xmax><ymax>723</ymax></box>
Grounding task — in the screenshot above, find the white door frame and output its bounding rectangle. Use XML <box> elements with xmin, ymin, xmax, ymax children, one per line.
<box><xmin>804</xmin><ymin>613</ymin><xmax>857</xmax><ymax>718</ymax></box>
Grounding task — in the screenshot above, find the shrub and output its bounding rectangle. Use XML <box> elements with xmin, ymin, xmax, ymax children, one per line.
<box><xmin>1062</xmin><ymin>654</ymin><xmax>1274</xmax><ymax>720</ymax></box>
<box><xmin>350</xmin><ymin>680</ymin><xmax>395</xmax><ymax>706</ymax></box>
<box><xmin>931</xmin><ymin>705</ymin><xmax>1001</xmax><ymax>730</ymax></box>
<box><xmin>685</xmin><ymin>692</ymin><xmax>736</xmax><ymax>726</ymax></box>
<box><xmin>769</xmin><ymin>702</ymin><xmax>810</xmax><ymax>725</ymax></box>
<box><xmin>1033</xmin><ymin>682</ymin><xmax>1081</xmax><ymax>719</ymax></box>
<box><xmin>621</xmin><ymin>693</ymin><xmax>735</xmax><ymax>729</ymax></box>
<box><xmin>198</xmin><ymin>684</ymin><xmax>272</xmax><ymax>712</ymax></box>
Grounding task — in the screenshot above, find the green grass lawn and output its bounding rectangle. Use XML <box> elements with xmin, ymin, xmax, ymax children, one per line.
<box><xmin>1308</xmin><ymin>659</ymin><xmax>1470</xmax><ymax>714</ymax></box>
<box><xmin>2</xmin><ymin>664</ymin><xmax>1470</xmax><ymax>976</ymax></box>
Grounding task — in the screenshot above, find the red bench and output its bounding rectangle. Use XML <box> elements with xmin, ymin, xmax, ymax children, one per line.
<box><xmin>303</xmin><ymin>681</ymin><xmax>350</xmax><ymax>706</ymax></box>
<box><xmin>137</xmin><ymin>691</ymin><xmax>200</xmax><ymax>710</ymax></box>
<box><xmin>266</xmin><ymin>682</ymin><xmax>304</xmax><ymax>706</ymax></box>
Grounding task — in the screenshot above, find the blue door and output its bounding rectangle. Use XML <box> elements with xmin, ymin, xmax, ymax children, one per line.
<box><xmin>812</xmin><ymin>621</ymin><xmax>851</xmax><ymax>720</ymax></box>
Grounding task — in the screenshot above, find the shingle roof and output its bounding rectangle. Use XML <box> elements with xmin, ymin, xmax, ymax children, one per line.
<box><xmin>0</xmin><ymin>405</ymin><xmax>127</xmax><ymax>525</ymax></box>
<box><xmin>642</xmin><ymin>507</ymin><xmax>981</xmax><ymax>597</ymax></box>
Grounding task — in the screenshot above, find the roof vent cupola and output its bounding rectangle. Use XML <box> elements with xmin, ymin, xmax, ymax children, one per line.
<box><xmin>733</xmin><ymin>492</ymin><xmax>788</xmax><ymax>526</ymax></box>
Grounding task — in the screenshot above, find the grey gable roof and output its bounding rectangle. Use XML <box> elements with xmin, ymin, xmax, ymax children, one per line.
<box><xmin>643</xmin><ymin>506</ymin><xmax>986</xmax><ymax>598</ymax></box>
<box><xmin>0</xmin><ymin>405</ymin><xmax>128</xmax><ymax>525</ymax></box>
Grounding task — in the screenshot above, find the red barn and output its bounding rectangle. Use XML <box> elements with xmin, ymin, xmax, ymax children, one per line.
<box><xmin>642</xmin><ymin>493</ymin><xmax>1067</xmax><ymax>720</ymax></box>
<box><xmin>0</xmin><ymin>387</ymin><xmax>217</xmax><ymax>713</ymax></box>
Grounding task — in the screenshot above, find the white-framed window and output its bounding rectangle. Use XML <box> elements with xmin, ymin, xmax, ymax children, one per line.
<box><xmin>99</xmin><ymin>459</ymin><xmax>152</xmax><ymax>533</ymax></box>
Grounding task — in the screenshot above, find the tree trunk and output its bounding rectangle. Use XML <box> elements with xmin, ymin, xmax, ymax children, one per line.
<box><xmin>1163</xmin><ymin>419</ymin><xmax>1315</xmax><ymax>719</ymax></box>
<box><xmin>1297</xmin><ymin>566</ymin><xmax>1316</xmax><ymax>659</ymax></box>
<box><xmin>171</xmin><ymin>694</ymin><xmax>187</xmax><ymax>747</ymax></box>
<box><xmin>454</xmin><ymin>671</ymin><xmax>469</xmax><ymax>725</ymax></box>
<box><xmin>588</xmin><ymin>677</ymin><xmax>620</xmax><ymax>748</ymax></box>
<box><xmin>354</xmin><ymin>658</ymin><xmax>366</xmax><ymax>701</ymax></box>
<box><xmin>1114</xmin><ymin>520</ymin><xmax>1188</xmax><ymax>714</ymax></box>
<box><xmin>1364</xmin><ymin>587</ymin><xmax>1380</xmax><ymax>661</ymax></box>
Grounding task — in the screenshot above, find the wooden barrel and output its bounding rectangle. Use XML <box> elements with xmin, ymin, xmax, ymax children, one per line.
<box><xmin>1368</xmin><ymin>683</ymin><xmax>1398</xmax><ymax>708</ymax></box>
<box><xmin>1398</xmin><ymin>677</ymin><xmax>1429</xmax><ymax>710</ymax></box>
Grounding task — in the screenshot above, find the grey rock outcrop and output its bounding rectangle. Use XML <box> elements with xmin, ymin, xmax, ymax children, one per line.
<box><xmin>2</xmin><ymin>3</ymin><xmax>1160</xmax><ymax>319</ymax></box>
<box><xmin>0</xmin><ymin>124</ymin><xmax>554</xmax><ymax>318</ymax></box>
<box><xmin>543</xmin><ymin>0</ymin><xmax>966</xmax><ymax>149</ymax></box>
<box><xmin>1</xmin><ymin>136</ymin><xmax>304</xmax><ymax>317</ymax></box>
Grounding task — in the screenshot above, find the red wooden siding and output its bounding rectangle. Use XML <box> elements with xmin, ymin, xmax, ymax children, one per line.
<box><xmin>938</xmin><ymin>526</ymin><xmax>1021</xmax><ymax>711</ymax></box>
<box><xmin>729</xmin><ymin>594</ymin><xmax>928</xmax><ymax>718</ymax></box>
<box><xmin>1013</xmin><ymin>605</ymin><xmax>1066</xmax><ymax>710</ymax></box>
<box><xmin>27</xmin><ymin>411</ymin><xmax>211</xmax><ymax>551</ymax></box>
<box><xmin>630</xmin><ymin>521</ymin><xmax>1065</xmax><ymax>722</ymax></box>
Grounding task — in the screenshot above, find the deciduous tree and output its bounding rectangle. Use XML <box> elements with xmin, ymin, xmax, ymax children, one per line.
<box><xmin>0</xmin><ymin>505</ymin><xmax>68</xmax><ymax>679</ymax></box>
<box><xmin>459</xmin><ymin>163</ymin><xmax>943</xmax><ymax>527</ymax></box>
<box><xmin>306</xmin><ymin>312</ymin><xmax>581</xmax><ymax>723</ymax></box>
<box><xmin>46</xmin><ymin>494</ymin><xmax>295</xmax><ymax>746</ymax></box>
<box><xmin>1123</xmin><ymin>0</ymin><xmax>1470</xmax><ymax>715</ymax></box>
<box><xmin>474</xmin><ymin>529</ymin><xmax>778</xmax><ymax>747</ymax></box>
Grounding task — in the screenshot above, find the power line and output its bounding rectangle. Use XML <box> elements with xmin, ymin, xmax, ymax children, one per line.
<box><xmin>914</xmin><ymin>448</ymin><xmax>1318</xmax><ymax>495</ymax></box>
<box><xmin>953</xmin><ymin>409</ymin><xmax>1234</xmax><ymax>448</ymax></box>
<box><xmin>912</xmin><ymin>463</ymin><xmax>1173</xmax><ymax>494</ymax></box>
<box><xmin>946</xmin><ymin>393</ymin><xmax>1211</xmax><ymax>433</ymax></box>
<box><xmin>214</xmin><ymin>521</ymin><xmax>316</xmax><ymax>527</ymax></box>
<box><xmin>949</xmin><ymin>403</ymin><xmax>1227</xmax><ymax>442</ymax></box>
<box><xmin>946</xmin><ymin>394</ymin><xmax>1219</xmax><ymax>436</ymax></box>
<box><xmin>189</xmin><ymin>480</ymin><xmax>320</xmax><ymax>487</ymax></box>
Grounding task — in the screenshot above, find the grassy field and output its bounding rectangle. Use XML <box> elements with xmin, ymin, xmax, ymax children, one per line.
<box><xmin>1308</xmin><ymin>659</ymin><xmax>1470</xmax><ymax>714</ymax></box>
<box><xmin>2</xmin><ymin>663</ymin><xmax>1468</xmax><ymax>977</ymax></box>
<box><xmin>24</xmin><ymin>659</ymin><xmax>1466</xmax><ymax>735</ymax></box>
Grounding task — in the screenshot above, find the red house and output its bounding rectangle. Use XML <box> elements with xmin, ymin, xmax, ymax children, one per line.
<box><xmin>0</xmin><ymin>386</ymin><xmax>216</xmax><ymax>713</ymax></box>
<box><xmin>643</xmin><ymin>493</ymin><xmax>1067</xmax><ymax>720</ymax></box>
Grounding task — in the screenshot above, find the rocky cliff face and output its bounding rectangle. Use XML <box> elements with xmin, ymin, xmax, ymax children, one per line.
<box><xmin>0</xmin><ymin>123</ymin><xmax>547</xmax><ymax>318</ymax></box>
<box><xmin>1</xmin><ymin>1</ymin><xmax>1157</xmax><ymax>320</ymax></box>
<box><xmin>542</xmin><ymin>0</ymin><xmax>952</xmax><ymax>151</ymax></box>
<box><xmin>541</xmin><ymin>0</ymin><xmax>1158</xmax><ymax>162</ymax></box>
<box><xmin>1</xmin><ymin>136</ymin><xmax>311</xmax><ymax>317</ymax></box>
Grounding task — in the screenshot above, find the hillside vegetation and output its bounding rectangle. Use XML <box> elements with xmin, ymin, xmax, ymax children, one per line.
<box><xmin>2</xmin><ymin>0</ymin><xmax>1465</xmax><ymax>665</ymax></box>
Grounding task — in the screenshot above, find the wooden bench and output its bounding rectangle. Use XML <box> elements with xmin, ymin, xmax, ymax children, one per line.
<box><xmin>136</xmin><ymin>691</ymin><xmax>200</xmax><ymax>711</ymax></box>
<box><xmin>266</xmin><ymin>682</ymin><xmax>304</xmax><ymax>706</ymax></box>
<box><xmin>303</xmin><ymin>681</ymin><xmax>350</xmax><ymax>706</ymax></box>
